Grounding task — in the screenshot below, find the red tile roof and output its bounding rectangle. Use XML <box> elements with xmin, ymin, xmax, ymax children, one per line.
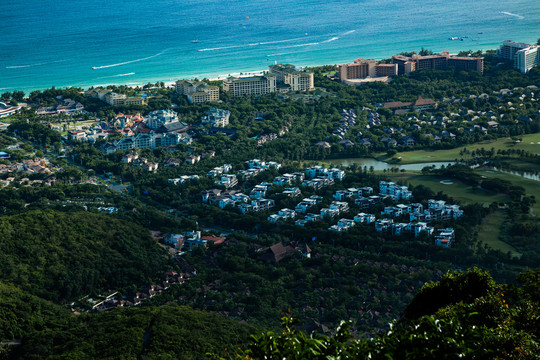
<box><xmin>201</xmin><ymin>234</ymin><xmax>225</xmax><ymax>245</ymax></box>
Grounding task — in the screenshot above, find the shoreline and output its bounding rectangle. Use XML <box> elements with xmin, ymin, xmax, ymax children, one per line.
<box><xmin>124</xmin><ymin>70</ymin><xmax>268</xmax><ymax>90</ymax></box>
<box><xmin>4</xmin><ymin>46</ymin><xmax>501</xmax><ymax>93</ymax></box>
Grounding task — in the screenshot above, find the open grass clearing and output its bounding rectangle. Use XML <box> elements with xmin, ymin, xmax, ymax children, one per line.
<box><xmin>383</xmin><ymin>170</ymin><xmax>508</xmax><ymax>206</ymax></box>
<box><xmin>476</xmin><ymin>169</ymin><xmax>540</xmax><ymax>215</ymax></box>
<box><xmin>59</xmin><ymin>120</ymin><xmax>99</xmax><ymax>135</ymax></box>
<box><xmin>476</xmin><ymin>211</ymin><xmax>521</xmax><ymax>259</ymax></box>
<box><xmin>375</xmin><ymin>133</ymin><xmax>540</xmax><ymax>164</ymax></box>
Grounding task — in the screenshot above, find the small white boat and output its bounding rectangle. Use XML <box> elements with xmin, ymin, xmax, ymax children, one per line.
<box><xmin>191</xmin><ymin>39</ymin><xmax>199</xmax><ymax>43</ymax></box>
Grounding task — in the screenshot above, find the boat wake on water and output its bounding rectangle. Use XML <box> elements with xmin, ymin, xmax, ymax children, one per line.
<box><xmin>276</xmin><ymin>35</ymin><xmax>341</xmax><ymax>49</ymax></box>
<box><xmin>6</xmin><ymin>65</ymin><xmax>33</xmax><ymax>69</ymax></box>
<box><xmin>198</xmin><ymin>36</ymin><xmax>315</xmax><ymax>52</ymax></box>
<box><xmin>248</xmin><ymin>37</ymin><xmax>314</xmax><ymax>46</ymax></box>
<box><xmin>197</xmin><ymin>44</ymin><xmax>245</xmax><ymax>52</ymax></box>
<box><xmin>321</xmin><ymin>37</ymin><xmax>339</xmax><ymax>43</ymax></box>
<box><xmin>198</xmin><ymin>32</ymin><xmax>350</xmax><ymax>53</ymax></box>
<box><xmin>5</xmin><ymin>60</ymin><xmax>66</xmax><ymax>69</ymax></box>
<box><xmin>97</xmin><ymin>72</ymin><xmax>136</xmax><ymax>79</ymax></box>
<box><xmin>500</xmin><ymin>11</ymin><xmax>524</xmax><ymax>19</ymax></box>
<box><xmin>92</xmin><ymin>50</ymin><xmax>168</xmax><ymax>70</ymax></box>
<box><xmin>112</xmin><ymin>72</ymin><xmax>135</xmax><ymax>77</ymax></box>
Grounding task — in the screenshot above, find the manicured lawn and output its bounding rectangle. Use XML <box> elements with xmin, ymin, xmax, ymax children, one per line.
<box><xmin>376</xmin><ymin>133</ymin><xmax>540</xmax><ymax>164</ymax></box>
<box><xmin>476</xmin><ymin>169</ymin><xmax>540</xmax><ymax>215</ymax></box>
<box><xmin>60</xmin><ymin>120</ymin><xmax>98</xmax><ymax>135</ymax></box>
<box><xmin>383</xmin><ymin>171</ymin><xmax>508</xmax><ymax>206</ymax></box>
<box><xmin>476</xmin><ymin>211</ymin><xmax>521</xmax><ymax>258</ymax></box>
<box><xmin>384</xmin><ymin>171</ymin><xmax>525</xmax><ymax>258</ymax></box>
<box><xmin>384</xmin><ymin>168</ymin><xmax>540</xmax><ymax>213</ymax></box>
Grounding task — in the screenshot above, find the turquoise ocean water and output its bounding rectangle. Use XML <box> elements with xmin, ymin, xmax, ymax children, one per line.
<box><xmin>1</xmin><ymin>0</ymin><xmax>540</xmax><ymax>93</ymax></box>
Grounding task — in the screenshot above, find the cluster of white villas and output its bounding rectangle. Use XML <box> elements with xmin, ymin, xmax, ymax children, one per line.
<box><xmin>168</xmin><ymin>175</ymin><xmax>200</xmax><ymax>185</ymax></box>
<box><xmin>270</xmin><ymin>180</ymin><xmax>460</xmax><ymax>248</ymax></box>
<box><xmin>97</xmin><ymin>206</ymin><xmax>118</xmax><ymax>213</ymax></box>
<box><xmin>267</xmin><ymin>166</ymin><xmax>347</xmax><ymax>223</ymax></box>
<box><xmin>198</xmin><ymin>162</ymin><xmax>460</xmax><ymax>247</ymax></box>
<box><xmin>201</xmin><ymin>162</ymin><xmax>344</xmax><ymax>215</ymax></box>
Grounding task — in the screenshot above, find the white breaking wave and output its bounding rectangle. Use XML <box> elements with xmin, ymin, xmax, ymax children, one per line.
<box><xmin>92</xmin><ymin>51</ymin><xmax>166</xmax><ymax>69</ymax></box>
<box><xmin>342</xmin><ymin>30</ymin><xmax>356</xmax><ymax>35</ymax></box>
<box><xmin>500</xmin><ymin>11</ymin><xmax>524</xmax><ymax>19</ymax></box>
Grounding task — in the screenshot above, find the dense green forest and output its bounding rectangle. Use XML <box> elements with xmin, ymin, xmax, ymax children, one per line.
<box><xmin>0</xmin><ymin>210</ymin><xmax>171</xmax><ymax>302</ymax></box>
<box><xmin>4</xmin><ymin>268</ymin><xmax>539</xmax><ymax>359</ymax></box>
<box><xmin>0</xmin><ymin>287</ymin><xmax>255</xmax><ymax>360</ymax></box>
<box><xmin>211</xmin><ymin>268</ymin><xmax>540</xmax><ymax>359</ymax></box>
<box><xmin>9</xmin><ymin>305</ymin><xmax>255</xmax><ymax>360</ymax></box>
<box><xmin>0</xmin><ymin>282</ymin><xmax>72</xmax><ymax>341</ymax></box>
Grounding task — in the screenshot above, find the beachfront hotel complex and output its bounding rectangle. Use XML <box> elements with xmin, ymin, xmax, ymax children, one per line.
<box><xmin>497</xmin><ymin>40</ymin><xmax>540</xmax><ymax>74</ymax></box>
<box><xmin>222</xmin><ymin>74</ymin><xmax>277</xmax><ymax>96</ymax></box>
<box><xmin>222</xmin><ymin>64</ymin><xmax>314</xmax><ymax>96</ymax></box>
<box><xmin>268</xmin><ymin>64</ymin><xmax>315</xmax><ymax>91</ymax></box>
<box><xmin>338</xmin><ymin>51</ymin><xmax>483</xmax><ymax>84</ymax></box>
<box><xmin>175</xmin><ymin>80</ymin><xmax>220</xmax><ymax>104</ymax></box>
<box><xmin>392</xmin><ymin>51</ymin><xmax>484</xmax><ymax>75</ymax></box>
<box><xmin>339</xmin><ymin>59</ymin><xmax>398</xmax><ymax>84</ymax></box>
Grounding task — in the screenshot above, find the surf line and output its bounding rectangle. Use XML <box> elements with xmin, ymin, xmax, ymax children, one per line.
<box><xmin>92</xmin><ymin>50</ymin><xmax>167</xmax><ymax>70</ymax></box>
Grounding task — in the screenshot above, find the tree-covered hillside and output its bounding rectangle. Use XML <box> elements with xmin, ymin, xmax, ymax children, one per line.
<box><xmin>10</xmin><ymin>304</ymin><xmax>255</xmax><ymax>360</ymax></box>
<box><xmin>0</xmin><ymin>210</ymin><xmax>171</xmax><ymax>302</ymax></box>
<box><xmin>212</xmin><ymin>268</ymin><xmax>540</xmax><ymax>359</ymax></box>
<box><xmin>0</xmin><ymin>282</ymin><xmax>73</xmax><ymax>341</ymax></box>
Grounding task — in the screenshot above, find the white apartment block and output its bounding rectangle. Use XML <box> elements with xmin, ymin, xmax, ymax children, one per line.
<box><xmin>146</xmin><ymin>109</ymin><xmax>179</xmax><ymax>130</ymax></box>
<box><xmin>201</xmin><ymin>108</ymin><xmax>231</xmax><ymax>127</ymax></box>
<box><xmin>497</xmin><ymin>40</ymin><xmax>540</xmax><ymax>74</ymax></box>
<box><xmin>110</xmin><ymin>132</ymin><xmax>189</xmax><ymax>151</ymax></box>
<box><xmin>515</xmin><ymin>46</ymin><xmax>540</xmax><ymax>74</ymax></box>
<box><xmin>104</xmin><ymin>92</ymin><xmax>127</xmax><ymax>105</ymax></box>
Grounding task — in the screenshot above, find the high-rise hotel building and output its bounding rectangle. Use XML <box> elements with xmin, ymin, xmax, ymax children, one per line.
<box><xmin>497</xmin><ymin>40</ymin><xmax>540</xmax><ymax>74</ymax></box>
<box><xmin>269</xmin><ymin>64</ymin><xmax>315</xmax><ymax>91</ymax></box>
<box><xmin>222</xmin><ymin>74</ymin><xmax>277</xmax><ymax>96</ymax></box>
<box><xmin>339</xmin><ymin>59</ymin><xmax>398</xmax><ymax>82</ymax></box>
<box><xmin>392</xmin><ymin>51</ymin><xmax>484</xmax><ymax>75</ymax></box>
<box><xmin>223</xmin><ymin>64</ymin><xmax>314</xmax><ymax>96</ymax></box>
